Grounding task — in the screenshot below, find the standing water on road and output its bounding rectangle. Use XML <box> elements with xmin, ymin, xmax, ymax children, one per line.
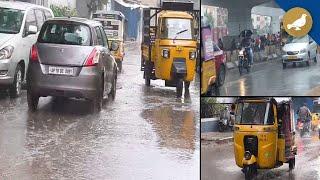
<box><xmin>0</xmin><ymin>42</ymin><xmax>199</xmax><ymax>180</ymax></box>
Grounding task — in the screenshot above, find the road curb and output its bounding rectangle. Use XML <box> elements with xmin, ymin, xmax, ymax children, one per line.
<box><xmin>226</xmin><ymin>57</ymin><xmax>281</xmax><ymax>70</ymax></box>
<box><xmin>201</xmin><ymin>136</ymin><xmax>234</xmax><ymax>144</ymax></box>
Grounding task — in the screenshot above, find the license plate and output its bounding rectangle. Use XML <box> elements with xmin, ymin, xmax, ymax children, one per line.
<box><xmin>288</xmin><ymin>56</ymin><xmax>297</xmax><ymax>60</ymax></box>
<box><xmin>48</xmin><ymin>66</ymin><xmax>74</xmax><ymax>76</ymax></box>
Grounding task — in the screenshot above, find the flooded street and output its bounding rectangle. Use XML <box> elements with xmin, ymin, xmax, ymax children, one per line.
<box><xmin>0</xmin><ymin>42</ymin><xmax>200</xmax><ymax>180</ymax></box>
<box><xmin>201</xmin><ymin>131</ymin><xmax>320</xmax><ymax>180</ymax></box>
<box><xmin>220</xmin><ymin>60</ymin><xmax>320</xmax><ymax>96</ymax></box>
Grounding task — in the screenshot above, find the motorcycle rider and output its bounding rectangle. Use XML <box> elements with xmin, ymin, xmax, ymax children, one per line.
<box><xmin>240</xmin><ymin>30</ymin><xmax>254</xmax><ymax>66</ymax></box>
<box><xmin>219</xmin><ymin>106</ymin><xmax>231</xmax><ymax>131</ymax></box>
<box><xmin>297</xmin><ymin>103</ymin><xmax>312</xmax><ymax>132</ymax></box>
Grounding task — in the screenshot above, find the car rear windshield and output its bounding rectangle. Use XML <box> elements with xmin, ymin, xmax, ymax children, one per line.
<box><xmin>38</xmin><ymin>21</ymin><xmax>91</xmax><ymax>46</ymax></box>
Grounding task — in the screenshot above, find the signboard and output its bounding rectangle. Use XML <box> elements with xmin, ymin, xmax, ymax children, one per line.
<box><xmin>201</xmin><ymin>26</ymin><xmax>214</xmax><ymax>61</ymax></box>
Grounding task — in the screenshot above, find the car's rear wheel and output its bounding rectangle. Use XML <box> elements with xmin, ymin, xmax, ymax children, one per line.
<box><xmin>217</xmin><ymin>64</ymin><xmax>226</xmax><ymax>86</ymax></box>
<box><xmin>27</xmin><ymin>90</ymin><xmax>39</xmax><ymax>112</ymax></box>
<box><xmin>9</xmin><ymin>64</ymin><xmax>22</xmax><ymax>98</ymax></box>
<box><xmin>91</xmin><ymin>80</ymin><xmax>103</xmax><ymax>112</ymax></box>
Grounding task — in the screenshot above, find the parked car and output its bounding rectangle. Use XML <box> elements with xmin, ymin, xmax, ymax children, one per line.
<box><xmin>0</xmin><ymin>1</ymin><xmax>53</xmax><ymax>97</ymax></box>
<box><xmin>282</xmin><ymin>35</ymin><xmax>317</xmax><ymax>69</ymax></box>
<box><xmin>27</xmin><ymin>17</ymin><xmax>118</xmax><ymax>112</ymax></box>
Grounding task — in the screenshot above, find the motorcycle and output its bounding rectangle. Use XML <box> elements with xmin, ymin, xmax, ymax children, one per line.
<box><xmin>218</xmin><ymin>116</ymin><xmax>233</xmax><ymax>132</ymax></box>
<box><xmin>238</xmin><ymin>47</ymin><xmax>251</xmax><ymax>75</ymax></box>
<box><xmin>298</xmin><ymin>119</ymin><xmax>310</xmax><ymax>137</ymax></box>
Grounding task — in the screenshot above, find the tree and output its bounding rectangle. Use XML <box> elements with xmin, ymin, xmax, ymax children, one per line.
<box><xmin>87</xmin><ymin>0</ymin><xmax>109</xmax><ymax>17</ymax></box>
<box><xmin>201</xmin><ymin>97</ymin><xmax>225</xmax><ymax>118</ymax></box>
<box><xmin>50</xmin><ymin>5</ymin><xmax>78</xmax><ymax>17</ymax></box>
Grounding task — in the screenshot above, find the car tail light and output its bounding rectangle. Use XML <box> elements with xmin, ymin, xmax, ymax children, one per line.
<box><xmin>84</xmin><ymin>48</ymin><xmax>99</xmax><ymax>66</ymax></box>
<box><xmin>30</xmin><ymin>45</ymin><xmax>39</xmax><ymax>62</ymax></box>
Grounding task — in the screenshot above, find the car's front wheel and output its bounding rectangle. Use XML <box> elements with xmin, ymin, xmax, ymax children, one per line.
<box><xmin>9</xmin><ymin>64</ymin><xmax>23</xmax><ymax>98</ymax></box>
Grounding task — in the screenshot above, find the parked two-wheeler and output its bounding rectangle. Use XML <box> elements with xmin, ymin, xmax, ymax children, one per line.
<box><xmin>218</xmin><ymin>117</ymin><xmax>233</xmax><ymax>132</ymax></box>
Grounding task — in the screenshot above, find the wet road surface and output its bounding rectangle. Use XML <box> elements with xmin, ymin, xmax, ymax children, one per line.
<box><xmin>201</xmin><ymin>131</ymin><xmax>320</xmax><ymax>180</ymax></box>
<box><xmin>0</xmin><ymin>42</ymin><xmax>199</xmax><ymax>180</ymax></box>
<box><xmin>221</xmin><ymin>59</ymin><xmax>320</xmax><ymax>96</ymax></box>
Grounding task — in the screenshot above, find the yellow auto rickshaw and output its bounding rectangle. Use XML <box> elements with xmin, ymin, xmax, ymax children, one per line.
<box><xmin>141</xmin><ymin>1</ymin><xmax>199</xmax><ymax>97</ymax></box>
<box><xmin>234</xmin><ymin>98</ymin><xmax>297</xmax><ymax>180</ymax></box>
<box><xmin>200</xmin><ymin>25</ymin><xmax>219</xmax><ymax>96</ymax></box>
<box><xmin>93</xmin><ymin>11</ymin><xmax>125</xmax><ymax>71</ymax></box>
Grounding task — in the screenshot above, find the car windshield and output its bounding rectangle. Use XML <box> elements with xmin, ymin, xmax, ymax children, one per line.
<box><xmin>160</xmin><ymin>18</ymin><xmax>193</xmax><ymax>40</ymax></box>
<box><xmin>0</xmin><ymin>7</ymin><xmax>24</xmax><ymax>34</ymax></box>
<box><xmin>38</xmin><ymin>22</ymin><xmax>91</xmax><ymax>46</ymax></box>
<box><xmin>286</xmin><ymin>35</ymin><xmax>309</xmax><ymax>44</ymax></box>
<box><xmin>235</xmin><ymin>102</ymin><xmax>270</xmax><ymax>125</ymax></box>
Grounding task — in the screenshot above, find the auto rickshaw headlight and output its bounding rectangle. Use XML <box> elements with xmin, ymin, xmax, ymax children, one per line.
<box><xmin>189</xmin><ymin>51</ymin><xmax>196</xmax><ymax>60</ymax></box>
<box><xmin>162</xmin><ymin>49</ymin><xmax>170</xmax><ymax>59</ymax></box>
<box><xmin>244</xmin><ymin>151</ymin><xmax>251</xmax><ymax>160</ymax></box>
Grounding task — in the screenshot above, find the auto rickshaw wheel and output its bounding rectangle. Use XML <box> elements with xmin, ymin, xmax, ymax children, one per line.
<box><xmin>144</xmin><ymin>61</ymin><xmax>151</xmax><ymax>86</ymax></box>
<box><xmin>176</xmin><ymin>79</ymin><xmax>183</xmax><ymax>98</ymax></box>
<box><xmin>289</xmin><ymin>158</ymin><xmax>295</xmax><ymax>170</ymax></box>
<box><xmin>306</xmin><ymin>60</ymin><xmax>310</xmax><ymax>66</ymax></box>
<box><xmin>217</xmin><ymin>64</ymin><xmax>226</xmax><ymax>86</ymax></box>
<box><xmin>244</xmin><ymin>165</ymin><xmax>256</xmax><ymax>180</ymax></box>
<box><xmin>117</xmin><ymin>60</ymin><xmax>122</xmax><ymax>72</ymax></box>
<box><xmin>293</xmin><ymin>62</ymin><xmax>297</xmax><ymax>67</ymax></box>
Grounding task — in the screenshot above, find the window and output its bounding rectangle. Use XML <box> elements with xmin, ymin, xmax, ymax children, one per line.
<box><xmin>25</xmin><ymin>10</ymin><xmax>37</xmax><ymax>34</ymax></box>
<box><xmin>38</xmin><ymin>22</ymin><xmax>91</xmax><ymax>46</ymax></box>
<box><xmin>95</xmin><ymin>27</ymin><xmax>104</xmax><ymax>46</ymax></box>
<box><xmin>44</xmin><ymin>10</ymin><xmax>53</xmax><ymax>19</ymax></box>
<box><xmin>0</xmin><ymin>7</ymin><xmax>24</xmax><ymax>34</ymax></box>
<box><xmin>99</xmin><ymin>26</ymin><xmax>109</xmax><ymax>48</ymax></box>
<box><xmin>160</xmin><ymin>18</ymin><xmax>194</xmax><ymax>40</ymax></box>
<box><xmin>35</xmin><ymin>9</ymin><xmax>45</xmax><ymax>30</ymax></box>
<box><xmin>235</xmin><ymin>102</ymin><xmax>267</xmax><ymax>125</ymax></box>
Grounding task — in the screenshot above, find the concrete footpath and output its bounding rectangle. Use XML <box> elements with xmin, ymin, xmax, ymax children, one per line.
<box><xmin>201</xmin><ymin>131</ymin><xmax>234</xmax><ymax>144</ymax></box>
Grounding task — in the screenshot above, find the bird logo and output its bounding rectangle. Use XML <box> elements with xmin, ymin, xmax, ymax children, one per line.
<box><xmin>287</xmin><ymin>14</ymin><xmax>307</xmax><ymax>31</ymax></box>
<box><xmin>283</xmin><ymin>7</ymin><xmax>313</xmax><ymax>37</ymax></box>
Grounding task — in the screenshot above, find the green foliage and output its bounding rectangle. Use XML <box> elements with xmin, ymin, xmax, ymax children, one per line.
<box><xmin>201</xmin><ymin>97</ymin><xmax>225</xmax><ymax>118</ymax></box>
<box><xmin>50</xmin><ymin>5</ymin><xmax>78</xmax><ymax>17</ymax></box>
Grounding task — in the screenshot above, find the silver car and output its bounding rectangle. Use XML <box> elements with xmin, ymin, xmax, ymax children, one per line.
<box><xmin>0</xmin><ymin>1</ymin><xmax>53</xmax><ymax>97</ymax></box>
<box><xmin>27</xmin><ymin>17</ymin><xmax>118</xmax><ymax>112</ymax></box>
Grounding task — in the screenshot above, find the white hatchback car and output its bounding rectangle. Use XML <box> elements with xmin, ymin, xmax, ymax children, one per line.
<box><xmin>0</xmin><ymin>1</ymin><xmax>53</xmax><ymax>97</ymax></box>
<box><xmin>282</xmin><ymin>35</ymin><xmax>317</xmax><ymax>69</ymax></box>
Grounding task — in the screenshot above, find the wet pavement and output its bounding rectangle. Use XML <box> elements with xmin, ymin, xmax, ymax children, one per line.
<box><xmin>201</xmin><ymin>131</ymin><xmax>320</xmax><ymax>180</ymax></box>
<box><xmin>0</xmin><ymin>42</ymin><xmax>200</xmax><ymax>180</ymax></box>
<box><xmin>221</xmin><ymin>59</ymin><xmax>320</xmax><ymax>96</ymax></box>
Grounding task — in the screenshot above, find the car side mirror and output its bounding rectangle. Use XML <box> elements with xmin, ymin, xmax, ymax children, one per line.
<box><xmin>110</xmin><ymin>41</ymin><xmax>119</xmax><ymax>51</ymax></box>
<box><xmin>27</xmin><ymin>25</ymin><xmax>38</xmax><ymax>35</ymax></box>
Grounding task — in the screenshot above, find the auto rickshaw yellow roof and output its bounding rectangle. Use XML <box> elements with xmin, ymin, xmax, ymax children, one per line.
<box><xmin>159</xmin><ymin>11</ymin><xmax>193</xmax><ymax>19</ymax></box>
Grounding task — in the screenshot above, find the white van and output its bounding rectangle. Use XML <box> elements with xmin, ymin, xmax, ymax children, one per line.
<box><xmin>0</xmin><ymin>1</ymin><xmax>53</xmax><ymax>97</ymax></box>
